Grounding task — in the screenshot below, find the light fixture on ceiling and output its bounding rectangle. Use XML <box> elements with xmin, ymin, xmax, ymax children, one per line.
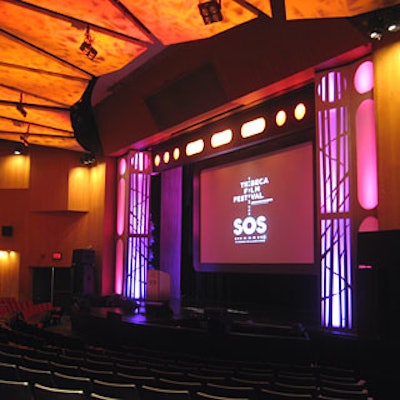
<box><xmin>366</xmin><ymin>7</ymin><xmax>400</xmax><ymax>40</ymax></box>
<box><xmin>80</xmin><ymin>152</ymin><xmax>96</xmax><ymax>166</ymax></box>
<box><xmin>369</xmin><ymin>26</ymin><xmax>384</xmax><ymax>40</ymax></box>
<box><xmin>198</xmin><ymin>0</ymin><xmax>223</xmax><ymax>25</ymax></box>
<box><xmin>80</xmin><ymin>25</ymin><xmax>98</xmax><ymax>60</ymax></box>
<box><xmin>16</xmin><ymin>92</ymin><xmax>27</xmax><ymax>118</ymax></box>
<box><xmin>13</xmin><ymin>142</ymin><xmax>25</xmax><ymax>155</ymax></box>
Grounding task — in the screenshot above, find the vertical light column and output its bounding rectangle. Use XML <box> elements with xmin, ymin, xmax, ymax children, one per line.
<box><xmin>115</xmin><ymin>157</ymin><xmax>127</xmax><ymax>294</ymax></box>
<box><xmin>115</xmin><ymin>151</ymin><xmax>152</xmax><ymax>300</ymax></box>
<box><xmin>125</xmin><ymin>151</ymin><xmax>152</xmax><ymax>300</ymax></box>
<box><xmin>317</xmin><ymin>70</ymin><xmax>352</xmax><ymax>329</ymax></box>
<box><xmin>316</xmin><ymin>58</ymin><xmax>377</xmax><ymax>330</ymax></box>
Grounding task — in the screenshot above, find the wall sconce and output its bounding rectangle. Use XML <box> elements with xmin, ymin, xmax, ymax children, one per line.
<box><xmin>80</xmin><ymin>25</ymin><xmax>98</xmax><ymax>60</ymax></box>
<box><xmin>198</xmin><ymin>0</ymin><xmax>223</xmax><ymax>25</ymax></box>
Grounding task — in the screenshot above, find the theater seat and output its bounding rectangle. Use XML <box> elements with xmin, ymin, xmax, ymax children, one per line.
<box><xmin>0</xmin><ymin>379</ymin><xmax>31</xmax><ymax>400</ymax></box>
<box><xmin>33</xmin><ymin>383</ymin><xmax>86</xmax><ymax>400</ymax></box>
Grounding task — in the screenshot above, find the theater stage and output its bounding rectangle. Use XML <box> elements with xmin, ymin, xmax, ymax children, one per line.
<box><xmin>69</xmin><ymin>300</ymin><xmax>361</xmax><ymax>368</ymax></box>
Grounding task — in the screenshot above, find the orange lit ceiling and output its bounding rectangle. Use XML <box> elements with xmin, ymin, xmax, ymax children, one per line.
<box><xmin>0</xmin><ymin>0</ymin><xmax>396</xmax><ymax>152</ymax></box>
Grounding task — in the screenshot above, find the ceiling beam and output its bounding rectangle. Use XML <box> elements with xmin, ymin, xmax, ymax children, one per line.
<box><xmin>4</xmin><ymin>0</ymin><xmax>153</xmax><ymax>47</ymax></box>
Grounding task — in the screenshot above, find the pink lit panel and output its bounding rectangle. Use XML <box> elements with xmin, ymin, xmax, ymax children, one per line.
<box><xmin>356</xmin><ymin>99</ymin><xmax>378</xmax><ymax>210</ymax></box>
<box><xmin>354</xmin><ymin>61</ymin><xmax>374</xmax><ymax>94</ymax></box>
<box><xmin>115</xmin><ymin>239</ymin><xmax>124</xmax><ymax>294</ymax></box>
<box><xmin>119</xmin><ymin>158</ymin><xmax>127</xmax><ymax>176</ymax></box>
<box><xmin>359</xmin><ymin>216</ymin><xmax>379</xmax><ymax>232</ymax></box>
<box><xmin>117</xmin><ymin>177</ymin><xmax>126</xmax><ymax>236</ymax></box>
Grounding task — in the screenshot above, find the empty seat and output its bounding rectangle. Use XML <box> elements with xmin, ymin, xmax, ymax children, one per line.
<box><xmin>85</xmin><ymin>358</ymin><xmax>114</xmax><ymax>372</ymax></box>
<box><xmin>319</xmin><ymin>386</ymin><xmax>370</xmax><ymax>400</ymax></box>
<box><xmin>187</xmin><ymin>372</ymin><xmax>227</xmax><ymax>384</ymax></box>
<box><xmin>140</xmin><ymin>384</ymin><xmax>192</xmax><ymax>400</ymax></box>
<box><xmin>53</xmin><ymin>371</ymin><xmax>93</xmax><ymax>395</ymax></box>
<box><xmin>0</xmin><ymin>379</ymin><xmax>31</xmax><ymax>400</ymax></box>
<box><xmin>80</xmin><ymin>366</ymin><xmax>115</xmax><ymax>381</ymax></box>
<box><xmin>33</xmin><ymin>383</ymin><xmax>86</xmax><ymax>400</ymax></box>
<box><xmin>273</xmin><ymin>381</ymin><xmax>318</xmax><ymax>396</ymax></box>
<box><xmin>259</xmin><ymin>387</ymin><xmax>314</xmax><ymax>400</ymax></box>
<box><xmin>0</xmin><ymin>362</ymin><xmax>20</xmax><ymax>380</ymax></box>
<box><xmin>21</xmin><ymin>355</ymin><xmax>50</xmax><ymax>370</ymax></box>
<box><xmin>149</xmin><ymin>367</ymin><xmax>186</xmax><ymax>379</ymax></box>
<box><xmin>115</xmin><ymin>372</ymin><xmax>156</xmax><ymax>386</ymax></box>
<box><xmin>156</xmin><ymin>377</ymin><xmax>203</xmax><ymax>393</ymax></box>
<box><xmin>18</xmin><ymin>365</ymin><xmax>55</xmax><ymax>387</ymax></box>
<box><xmin>0</xmin><ymin>349</ymin><xmax>23</xmax><ymax>364</ymax></box>
<box><xmin>50</xmin><ymin>361</ymin><xmax>82</xmax><ymax>376</ymax></box>
<box><xmin>93</xmin><ymin>379</ymin><xmax>140</xmax><ymax>400</ymax></box>
<box><xmin>196</xmin><ymin>391</ymin><xmax>250</xmax><ymax>400</ymax></box>
<box><xmin>202</xmin><ymin>383</ymin><xmax>256</xmax><ymax>399</ymax></box>
<box><xmin>115</xmin><ymin>363</ymin><xmax>150</xmax><ymax>376</ymax></box>
<box><xmin>90</xmin><ymin>393</ymin><xmax>123</xmax><ymax>400</ymax></box>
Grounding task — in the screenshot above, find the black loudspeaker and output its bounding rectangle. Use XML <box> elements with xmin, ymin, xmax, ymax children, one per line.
<box><xmin>1</xmin><ymin>225</ymin><xmax>13</xmax><ymax>237</ymax></box>
<box><xmin>72</xmin><ymin>249</ymin><xmax>96</xmax><ymax>296</ymax></box>
<box><xmin>357</xmin><ymin>230</ymin><xmax>400</xmax><ymax>341</ymax></box>
<box><xmin>73</xmin><ymin>265</ymin><xmax>95</xmax><ymax>296</ymax></box>
<box><xmin>72</xmin><ymin>249</ymin><xmax>95</xmax><ymax>265</ymax></box>
<box><xmin>70</xmin><ymin>78</ymin><xmax>103</xmax><ymax>155</ymax></box>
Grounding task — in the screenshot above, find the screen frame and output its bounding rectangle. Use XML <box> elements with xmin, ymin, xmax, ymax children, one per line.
<box><xmin>192</xmin><ymin>132</ymin><xmax>319</xmax><ymax>275</ymax></box>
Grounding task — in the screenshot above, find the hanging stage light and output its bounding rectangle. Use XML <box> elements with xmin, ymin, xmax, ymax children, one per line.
<box><xmin>80</xmin><ymin>25</ymin><xmax>98</xmax><ymax>60</ymax></box>
<box><xmin>16</xmin><ymin>92</ymin><xmax>27</xmax><ymax>117</ymax></box>
<box><xmin>198</xmin><ymin>0</ymin><xmax>223</xmax><ymax>25</ymax></box>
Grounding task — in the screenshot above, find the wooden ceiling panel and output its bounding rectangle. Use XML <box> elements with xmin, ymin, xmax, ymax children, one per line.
<box><xmin>0</xmin><ymin>0</ymin><xmax>395</xmax><ymax>151</ymax></box>
<box><xmin>121</xmin><ymin>0</ymin><xmax>260</xmax><ymax>44</ymax></box>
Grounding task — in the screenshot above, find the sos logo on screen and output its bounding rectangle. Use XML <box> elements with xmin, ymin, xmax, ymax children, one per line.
<box><xmin>231</xmin><ymin>175</ymin><xmax>273</xmax><ymax>245</ymax></box>
<box><xmin>233</xmin><ymin>215</ymin><xmax>267</xmax><ymax>244</ymax></box>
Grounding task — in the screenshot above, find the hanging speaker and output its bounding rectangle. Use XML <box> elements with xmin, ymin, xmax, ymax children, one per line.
<box><xmin>70</xmin><ymin>78</ymin><xmax>103</xmax><ymax>155</ymax></box>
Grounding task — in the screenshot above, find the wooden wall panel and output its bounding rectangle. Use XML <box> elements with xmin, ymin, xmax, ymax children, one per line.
<box><xmin>0</xmin><ymin>251</ymin><xmax>19</xmax><ymax>299</ymax></box>
<box><xmin>374</xmin><ymin>39</ymin><xmax>400</xmax><ymax>230</ymax></box>
<box><xmin>0</xmin><ymin>155</ymin><xmax>30</xmax><ymax>189</ymax></box>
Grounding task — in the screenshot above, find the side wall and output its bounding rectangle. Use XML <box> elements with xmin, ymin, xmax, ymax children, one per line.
<box><xmin>0</xmin><ymin>145</ymin><xmax>113</xmax><ymax>301</ymax></box>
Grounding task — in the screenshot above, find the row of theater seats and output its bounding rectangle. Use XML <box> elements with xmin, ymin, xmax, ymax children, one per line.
<box><xmin>0</xmin><ymin>297</ymin><xmax>61</xmax><ymax>327</ymax></box>
<box><xmin>0</xmin><ymin>320</ymin><xmax>373</xmax><ymax>400</ymax></box>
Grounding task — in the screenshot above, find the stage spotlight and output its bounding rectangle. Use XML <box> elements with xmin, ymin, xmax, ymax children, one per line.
<box><xmin>198</xmin><ymin>0</ymin><xmax>223</xmax><ymax>25</ymax></box>
<box><xmin>16</xmin><ymin>103</ymin><xmax>27</xmax><ymax>117</ymax></box>
<box><xmin>16</xmin><ymin>93</ymin><xmax>27</xmax><ymax>117</ymax></box>
<box><xmin>80</xmin><ymin>25</ymin><xmax>98</xmax><ymax>60</ymax></box>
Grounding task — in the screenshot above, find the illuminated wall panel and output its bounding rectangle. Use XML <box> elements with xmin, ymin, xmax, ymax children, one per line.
<box><xmin>116</xmin><ymin>151</ymin><xmax>152</xmax><ymax>300</ymax></box>
<box><xmin>0</xmin><ymin>251</ymin><xmax>19</xmax><ymax>299</ymax></box>
<box><xmin>316</xmin><ymin>57</ymin><xmax>377</xmax><ymax>331</ymax></box>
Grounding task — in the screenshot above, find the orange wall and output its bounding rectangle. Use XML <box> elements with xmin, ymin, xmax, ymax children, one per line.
<box><xmin>0</xmin><ymin>145</ymin><xmax>115</xmax><ymax>301</ymax></box>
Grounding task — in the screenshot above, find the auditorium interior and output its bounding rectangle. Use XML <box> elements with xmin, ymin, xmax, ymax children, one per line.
<box><xmin>0</xmin><ymin>1</ymin><xmax>400</xmax><ymax>399</ymax></box>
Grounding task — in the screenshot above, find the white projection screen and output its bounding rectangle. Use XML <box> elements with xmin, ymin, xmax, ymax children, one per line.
<box><xmin>195</xmin><ymin>141</ymin><xmax>316</xmax><ymax>273</ymax></box>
